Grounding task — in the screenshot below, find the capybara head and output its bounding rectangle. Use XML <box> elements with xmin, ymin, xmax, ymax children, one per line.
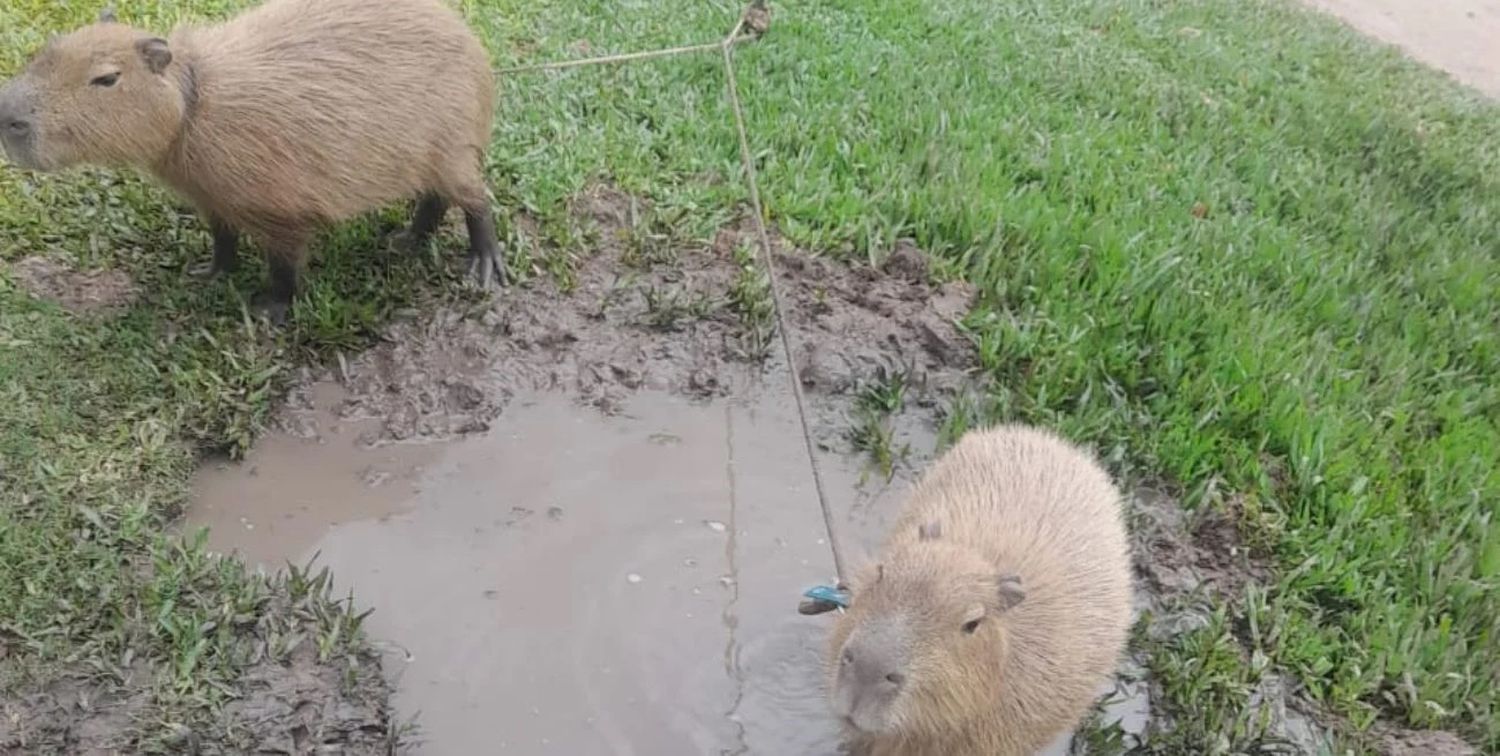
<box><xmin>828</xmin><ymin>521</ymin><xmax>1026</xmax><ymax>738</ymax></box>
<box><xmin>0</xmin><ymin>9</ymin><xmax>185</xmax><ymax>172</ymax></box>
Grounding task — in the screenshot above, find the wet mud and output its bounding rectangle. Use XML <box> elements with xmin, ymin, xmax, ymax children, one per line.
<box><xmin>190</xmin><ymin>381</ymin><xmax>442</xmax><ymax>566</ymax></box>
<box><xmin>1</xmin><ymin>579</ymin><xmax>394</xmax><ymax>756</ymax></box>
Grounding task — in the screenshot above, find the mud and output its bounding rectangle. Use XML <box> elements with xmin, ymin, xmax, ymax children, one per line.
<box><xmin>1377</xmin><ymin>727</ymin><xmax>1479</xmax><ymax>756</ymax></box>
<box><xmin>1131</xmin><ymin>488</ymin><xmax>1273</xmax><ymax>607</ymax></box>
<box><xmin>302</xmin><ymin>392</ymin><xmax>847</xmax><ymax>754</ymax></box>
<box><xmin>189</xmin><ymin>381</ymin><xmax>442</xmax><ymax>566</ymax></box>
<box><xmin>1</xmin><ymin>588</ymin><xmax>393</xmax><ymax>756</ymax></box>
<box><xmin>1300</xmin><ymin>0</ymin><xmax>1500</xmax><ymax>98</ymax></box>
<box><xmin>211</xmin><ymin>641</ymin><xmax>393</xmax><ymax>755</ymax></box>
<box><xmin>6</xmin><ymin>255</ymin><xmax>138</xmax><ymax>314</ymax></box>
<box><xmin>0</xmin><ymin>673</ymin><xmax>151</xmax><ymax>754</ymax></box>
<box><xmin>188</xmin><ymin>388</ymin><xmax>1146</xmax><ymax>756</ymax></box>
<box><xmin>291</xmin><ymin>186</ymin><xmax>977</xmax><ymax>452</ymax></box>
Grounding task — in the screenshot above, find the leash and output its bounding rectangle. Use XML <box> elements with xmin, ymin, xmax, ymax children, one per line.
<box><xmin>499</xmin><ymin>3</ymin><xmax>852</xmax><ymax>611</ymax></box>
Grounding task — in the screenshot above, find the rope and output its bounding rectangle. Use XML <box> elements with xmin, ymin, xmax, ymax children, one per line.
<box><xmin>498</xmin><ymin>3</ymin><xmax>849</xmax><ymax>584</ymax></box>
<box><xmin>716</xmin><ymin>20</ymin><xmax>849</xmax><ymax>585</ymax></box>
<box><xmin>495</xmin><ymin>2</ymin><xmax>770</xmax><ymax>74</ymax></box>
<box><xmin>496</xmin><ymin>39</ymin><xmax>736</xmax><ymax>75</ymax></box>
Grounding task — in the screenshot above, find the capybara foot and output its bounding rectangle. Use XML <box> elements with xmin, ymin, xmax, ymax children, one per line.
<box><xmin>250</xmin><ymin>293</ymin><xmax>290</xmax><ymax>326</ymax></box>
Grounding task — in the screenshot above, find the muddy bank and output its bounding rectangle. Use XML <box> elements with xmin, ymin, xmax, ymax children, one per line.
<box><xmin>293</xmin><ymin>187</ymin><xmax>979</xmax><ymax>452</ymax></box>
<box><xmin>0</xmin><ymin>575</ymin><xmax>394</xmax><ymax>755</ymax></box>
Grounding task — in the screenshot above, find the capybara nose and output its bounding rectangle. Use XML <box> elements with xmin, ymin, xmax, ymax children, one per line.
<box><xmin>841</xmin><ymin>647</ymin><xmax>906</xmax><ymax>690</ymax></box>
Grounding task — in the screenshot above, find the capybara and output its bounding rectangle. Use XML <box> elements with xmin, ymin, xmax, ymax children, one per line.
<box><xmin>825</xmin><ymin>425</ymin><xmax>1132</xmax><ymax>756</ymax></box>
<box><xmin>0</xmin><ymin>0</ymin><xmax>504</xmax><ymax>322</ymax></box>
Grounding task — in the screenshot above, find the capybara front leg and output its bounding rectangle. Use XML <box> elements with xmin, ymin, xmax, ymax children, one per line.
<box><xmin>191</xmin><ymin>217</ymin><xmax>240</xmax><ymax>279</ymax></box>
<box><xmin>392</xmin><ymin>193</ymin><xmax>449</xmax><ymax>254</ymax></box>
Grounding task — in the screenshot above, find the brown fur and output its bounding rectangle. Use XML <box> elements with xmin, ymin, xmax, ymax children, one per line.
<box><xmin>827</xmin><ymin>425</ymin><xmax>1132</xmax><ymax>756</ymax></box>
<box><xmin>0</xmin><ymin>0</ymin><xmax>502</xmax><ymax>319</ymax></box>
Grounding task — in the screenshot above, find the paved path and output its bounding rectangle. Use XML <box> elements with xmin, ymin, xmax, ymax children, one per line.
<box><xmin>1301</xmin><ymin>0</ymin><xmax>1500</xmax><ymax>98</ymax></box>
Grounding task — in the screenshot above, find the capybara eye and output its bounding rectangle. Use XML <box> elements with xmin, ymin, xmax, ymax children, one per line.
<box><xmin>962</xmin><ymin>618</ymin><xmax>982</xmax><ymax>634</ymax></box>
<box><xmin>90</xmin><ymin>72</ymin><xmax>120</xmax><ymax>87</ymax></box>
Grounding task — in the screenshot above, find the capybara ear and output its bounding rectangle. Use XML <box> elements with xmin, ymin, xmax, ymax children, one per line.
<box><xmin>99</xmin><ymin>6</ymin><xmax>118</xmax><ymax>23</ymax></box>
<box><xmin>996</xmin><ymin>573</ymin><xmax>1025</xmax><ymax>611</ymax></box>
<box><xmin>136</xmin><ymin>38</ymin><xmax>172</xmax><ymax>74</ymax></box>
<box><xmin>918</xmin><ymin>521</ymin><xmax>942</xmax><ymax>541</ymax></box>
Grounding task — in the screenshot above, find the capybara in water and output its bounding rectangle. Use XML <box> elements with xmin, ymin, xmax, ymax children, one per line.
<box><xmin>825</xmin><ymin>425</ymin><xmax>1132</xmax><ymax>756</ymax></box>
<box><xmin>0</xmin><ymin>0</ymin><xmax>504</xmax><ymax>322</ymax></box>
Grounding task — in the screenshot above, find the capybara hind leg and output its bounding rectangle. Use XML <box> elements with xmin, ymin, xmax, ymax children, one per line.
<box><xmin>392</xmin><ymin>193</ymin><xmax>449</xmax><ymax>254</ymax></box>
<box><xmin>250</xmin><ymin>227</ymin><xmax>308</xmax><ymax>325</ymax></box>
<box><xmin>191</xmin><ymin>217</ymin><xmax>240</xmax><ymax>279</ymax></box>
<box><xmin>438</xmin><ymin>159</ymin><xmax>506</xmax><ymax>288</ymax></box>
<box><xmin>462</xmin><ymin>202</ymin><xmax>506</xmax><ymax>288</ymax></box>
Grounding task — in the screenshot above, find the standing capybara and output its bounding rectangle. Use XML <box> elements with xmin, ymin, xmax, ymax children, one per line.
<box><xmin>824</xmin><ymin>425</ymin><xmax>1132</xmax><ymax>756</ymax></box>
<box><xmin>0</xmin><ymin>0</ymin><xmax>504</xmax><ymax>322</ymax></box>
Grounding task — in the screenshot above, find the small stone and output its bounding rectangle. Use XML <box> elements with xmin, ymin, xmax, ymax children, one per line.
<box><xmin>626</xmin><ymin>573</ymin><xmax>643</xmax><ymax>584</ymax></box>
<box><xmin>705</xmin><ymin>520</ymin><xmax>727</xmax><ymax>532</ymax></box>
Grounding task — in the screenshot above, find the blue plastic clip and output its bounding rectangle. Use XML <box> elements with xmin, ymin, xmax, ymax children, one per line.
<box><xmin>803</xmin><ymin>584</ymin><xmax>849</xmax><ymax>608</ymax></box>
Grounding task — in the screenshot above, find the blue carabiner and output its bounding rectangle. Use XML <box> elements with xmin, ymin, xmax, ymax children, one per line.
<box><xmin>802</xmin><ymin>584</ymin><xmax>850</xmax><ymax>608</ymax></box>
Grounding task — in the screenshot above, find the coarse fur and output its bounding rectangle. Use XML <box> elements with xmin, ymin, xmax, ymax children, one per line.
<box><xmin>0</xmin><ymin>0</ymin><xmax>503</xmax><ymax>321</ymax></box>
<box><xmin>826</xmin><ymin>425</ymin><xmax>1132</xmax><ymax>756</ymax></box>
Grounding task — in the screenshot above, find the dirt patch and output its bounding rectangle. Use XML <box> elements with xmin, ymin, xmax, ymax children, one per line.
<box><xmin>6</xmin><ymin>256</ymin><xmax>139</xmax><ymax>314</ymax></box>
<box><xmin>0</xmin><ymin>673</ymin><xmax>151</xmax><ymax>755</ymax></box>
<box><xmin>1</xmin><ymin>619</ymin><xmax>391</xmax><ymax>756</ymax></box>
<box><xmin>1132</xmin><ymin>488</ymin><xmax>1273</xmax><ymax>604</ymax></box>
<box><xmin>1376</xmin><ymin>726</ymin><xmax>1479</xmax><ymax>756</ymax></box>
<box><xmin>314</xmin><ymin>185</ymin><xmax>977</xmax><ymax>452</ymax></box>
<box><xmin>1124</xmin><ymin>486</ymin><xmax>1328</xmax><ymax>751</ymax></box>
<box><xmin>213</xmin><ymin>644</ymin><xmax>393</xmax><ymax>755</ymax></box>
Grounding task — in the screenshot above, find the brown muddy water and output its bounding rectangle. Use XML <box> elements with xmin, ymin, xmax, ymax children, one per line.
<box><xmin>186</xmin><ymin>385</ymin><xmax>1146</xmax><ymax>755</ymax></box>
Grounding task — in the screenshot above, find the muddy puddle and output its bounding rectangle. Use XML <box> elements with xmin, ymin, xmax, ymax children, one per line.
<box><xmin>186</xmin><ymin>386</ymin><xmax>1149</xmax><ymax>755</ymax></box>
<box><xmin>189</xmin><ymin>382</ymin><xmax>443</xmax><ymax>566</ymax></box>
<box><xmin>186</xmin><ymin>387</ymin><xmax>869</xmax><ymax>754</ymax></box>
<box><xmin>181</xmin><ymin>192</ymin><xmax>1158</xmax><ymax>754</ymax></box>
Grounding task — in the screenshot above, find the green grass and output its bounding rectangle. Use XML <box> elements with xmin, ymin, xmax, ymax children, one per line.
<box><xmin>2</xmin><ymin>0</ymin><xmax>1497</xmax><ymax>751</ymax></box>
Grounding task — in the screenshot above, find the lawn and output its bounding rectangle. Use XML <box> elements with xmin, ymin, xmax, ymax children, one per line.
<box><xmin>1</xmin><ymin>0</ymin><xmax>1497</xmax><ymax>752</ymax></box>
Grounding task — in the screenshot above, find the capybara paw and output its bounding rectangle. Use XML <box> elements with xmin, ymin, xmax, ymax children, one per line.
<box><xmin>189</xmin><ymin>260</ymin><xmax>235</xmax><ymax>280</ymax></box>
<box><xmin>467</xmin><ymin>247</ymin><xmax>507</xmax><ymax>289</ymax></box>
<box><xmin>250</xmin><ymin>295</ymin><xmax>290</xmax><ymax>326</ymax></box>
